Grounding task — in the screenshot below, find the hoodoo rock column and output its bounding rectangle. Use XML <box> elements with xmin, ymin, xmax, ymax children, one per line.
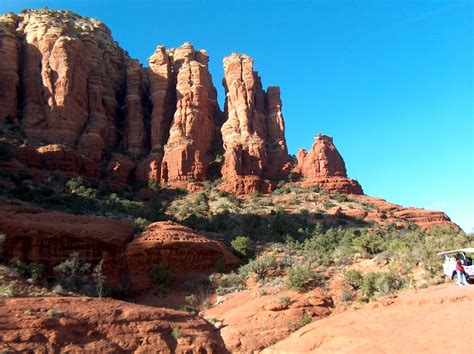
<box><xmin>220</xmin><ymin>53</ymin><xmax>291</xmax><ymax>194</ymax></box>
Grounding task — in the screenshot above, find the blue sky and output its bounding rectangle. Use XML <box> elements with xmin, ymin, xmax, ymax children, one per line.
<box><xmin>1</xmin><ymin>1</ymin><xmax>473</xmax><ymax>232</ymax></box>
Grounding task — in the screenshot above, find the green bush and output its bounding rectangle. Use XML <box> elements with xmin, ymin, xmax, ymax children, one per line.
<box><xmin>344</xmin><ymin>269</ymin><xmax>364</xmax><ymax>290</ymax></box>
<box><xmin>238</xmin><ymin>254</ymin><xmax>277</xmax><ymax>280</ymax></box>
<box><xmin>231</xmin><ymin>236</ymin><xmax>252</xmax><ymax>259</ymax></box>
<box><xmin>9</xmin><ymin>258</ymin><xmax>44</xmax><ymax>283</ymax></box>
<box><xmin>150</xmin><ymin>263</ymin><xmax>175</xmax><ymax>287</ymax></box>
<box><xmin>375</xmin><ymin>272</ymin><xmax>405</xmax><ymax>296</ymax></box>
<box><xmin>285</xmin><ymin>264</ymin><xmax>322</xmax><ymax>292</ymax></box>
<box><xmin>215</xmin><ymin>272</ymin><xmax>245</xmax><ymax>295</ymax></box>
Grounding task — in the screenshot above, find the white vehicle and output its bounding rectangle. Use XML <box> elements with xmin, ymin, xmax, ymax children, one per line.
<box><xmin>437</xmin><ymin>248</ymin><xmax>474</xmax><ymax>283</ymax></box>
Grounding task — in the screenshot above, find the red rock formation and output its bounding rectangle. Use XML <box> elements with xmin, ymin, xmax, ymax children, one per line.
<box><xmin>220</xmin><ymin>53</ymin><xmax>290</xmax><ymax>193</ymax></box>
<box><xmin>265</xmin><ymin>86</ymin><xmax>292</xmax><ymax>179</ymax></box>
<box><xmin>16</xmin><ymin>144</ymin><xmax>101</xmax><ymax>179</ymax></box>
<box><xmin>125</xmin><ymin>221</ymin><xmax>239</xmax><ymax>293</ymax></box>
<box><xmin>105</xmin><ymin>153</ymin><xmax>135</xmax><ymax>188</ymax></box>
<box><xmin>351</xmin><ymin>195</ymin><xmax>460</xmax><ymax>231</ymax></box>
<box><xmin>0</xmin><ymin>14</ymin><xmax>20</xmax><ymax>126</ymax></box>
<box><xmin>124</xmin><ymin>60</ymin><xmax>147</xmax><ymax>158</ymax></box>
<box><xmin>0</xmin><ymin>200</ymin><xmax>135</xmax><ymax>287</ymax></box>
<box><xmin>201</xmin><ymin>287</ymin><xmax>333</xmax><ymax>352</ymax></box>
<box><xmin>295</xmin><ymin>134</ymin><xmax>363</xmax><ymax>194</ymax></box>
<box><xmin>12</xmin><ymin>10</ymin><xmax>128</xmax><ymax>164</ymax></box>
<box><xmin>0</xmin><ymin>297</ymin><xmax>227</xmax><ymax>352</ymax></box>
<box><xmin>160</xmin><ymin>43</ymin><xmax>219</xmax><ymax>185</ymax></box>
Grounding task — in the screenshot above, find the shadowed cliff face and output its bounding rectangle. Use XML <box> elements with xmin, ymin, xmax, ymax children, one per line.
<box><xmin>0</xmin><ymin>9</ymin><xmax>361</xmax><ymax>195</ymax></box>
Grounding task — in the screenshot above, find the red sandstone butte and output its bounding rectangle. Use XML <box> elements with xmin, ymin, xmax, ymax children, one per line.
<box><xmin>295</xmin><ymin>134</ymin><xmax>363</xmax><ymax>194</ymax></box>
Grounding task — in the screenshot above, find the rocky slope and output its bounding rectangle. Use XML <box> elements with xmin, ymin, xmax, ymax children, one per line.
<box><xmin>264</xmin><ymin>284</ymin><xmax>474</xmax><ymax>353</ymax></box>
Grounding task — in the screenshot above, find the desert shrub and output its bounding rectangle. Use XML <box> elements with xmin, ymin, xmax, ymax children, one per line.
<box><xmin>334</xmin><ymin>193</ymin><xmax>349</xmax><ymax>203</ymax></box>
<box><xmin>178</xmin><ymin>305</ymin><xmax>196</xmax><ymax>314</ymax></box>
<box><xmin>92</xmin><ymin>258</ymin><xmax>107</xmax><ymax>298</ymax></box>
<box><xmin>150</xmin><ymin>263</ymin><xmax>175</xmax><ymax>288</ymax></box>
<box><xmin>360</xmin><ymin>272</ymin><xmax>379</xmax><ymax>299</ymax></box>
<box><xmin>280</xmin><ymin>296</ymin><xmax>291</xmax><ymax>305</ymax></box>
<box><xmin>133</xmin><ymin>217</ymin><xmax>150</xmax><ymax>232</ymax></box>
<box><xmin>231</xmin><ymin>236</ymin><xmax>252</xmax><ymax>259</ymax></box>
<box><xmin>9</xmin><ymin>258</ymin><xmax>44</xmax><ymax>282</ymax></box>
<box><xmin>54</xmin><ymin>252</ymin><xmax>91</xmax><ymax>293</ymax></box>
<box><xmin>215</xmin><ymin>272</ymin><xmax>245</xmax><ymax>295</ymax></box>
<box><xmin>0</xmin><ymin>284</ymin><xmax>16</xmax><ymax>298</ymax></box>
<box><xmin>344</xmin><ymin>269</ymin><xmax>364</xmax><ymax>290</ymax></box>
<box><xmin>352</xmin><ymin>231</ymin><xmax>384</xmax><ymax>255</ymax></box>
<box><xmin>341</xmin><ymin>289</ymin><xmax>353</xmax><ymax>303</ymax></box>
<box><xmin>375</xmin><ymin>272</ymin><xmax>405</xmax><ymax>296</ymax></box>
<box><xmin>285</xmin><ymin>264</ymin><xmax>322</xmax><ymax>292</ymax></box>
<box><xmin>280</xmin><ymin>235</ymin><xmax>301</xmax><ymax>266</ymax></box>
<box><xmin>288</xmin><ymin>312</ymin><xmax>313</xmax><ymax>331</ymax></box>
<box><xmin>238</xmin><ymin>254</ymin><xmax>277</xmax><ymax>280</ymax></box>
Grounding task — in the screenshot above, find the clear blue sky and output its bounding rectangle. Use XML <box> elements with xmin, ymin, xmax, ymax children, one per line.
<box><xmin>1</xmin><ymin>0</ymin><xmax>473</xmax><ymax>232</ymax></box>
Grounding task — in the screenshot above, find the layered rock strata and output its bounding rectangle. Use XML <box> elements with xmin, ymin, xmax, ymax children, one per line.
<box><xmin>295</xmin><ymin>134</ymin><xmax>363</xmax><ymax>194</ymax></box>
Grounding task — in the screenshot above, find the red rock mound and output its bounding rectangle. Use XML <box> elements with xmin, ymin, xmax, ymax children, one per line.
<box><xmin>125</xmin><ymin>221</ymin><xmax>240</xmax><ymax>292</ymax></box>
<box><xmin>264</xmin><ymin>284</ymin><xmax>474</xmax><ymax>353</ymax></box>
<box><xmin>0</xmin><ymin>199</ymin><xmax>135</xmax><ymax>287</ymax></box>
<box><xmin>201</xmin><ymin>287</ymin><xmax>333</xmax><ymax>352</ymax></box>
<box><xmin>0</xmin><ymin>296</ymin><xmax>228</xmax><ymax>353</ymax></box>
<box><xmin>295</xmin><ymin>134</ymin><xmax>363</xmax><ymax>194</ymax></box>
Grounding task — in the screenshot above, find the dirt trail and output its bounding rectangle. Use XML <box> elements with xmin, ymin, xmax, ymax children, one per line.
<box><xmin>264</xmin><ymin>283</ymin><xmax>474</xmax><ymax>353</ymax></box>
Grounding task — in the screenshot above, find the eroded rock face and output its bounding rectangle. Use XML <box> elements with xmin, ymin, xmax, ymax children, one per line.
<box><xmin>12</xmin><ymin>10</ymin><xmax>128</xmax><ymax>163</ymax></box>
<box><xmin>161</xmin><ymin>43</ymin><xmax>219</xmax><ymax>185</ymax></box>
<box><xmin>0</xmin><ymin>297</ymin><xmax>227</xmax><ymax>353</ymax></box>
<box><xmin>0</xmin><ymin>199</ymin><xmax>135</xmax><ymax>287</ymax></box>
<box><xmin>125</xmin><ymin>221</ymin><xmax>239</xmax><ymax>293</ymax></box>
<box><xmin>220</xmin><ymin>53</ymin><xmax>291</xmax><ymax>193</ymax></box>
<box><xmin>295</xmin><ymin>134</ymin><xmax>363</xmax><ymax>194</ymax></box>
<box><xmin>16</xmin><ymin>144</ymin><xmax>101</xmax><ymax>179</ymax></box>
<box><xmin>0</xmin><ymin>14</ymin><xmax>20</xmax><ymax>126</ymax></box>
